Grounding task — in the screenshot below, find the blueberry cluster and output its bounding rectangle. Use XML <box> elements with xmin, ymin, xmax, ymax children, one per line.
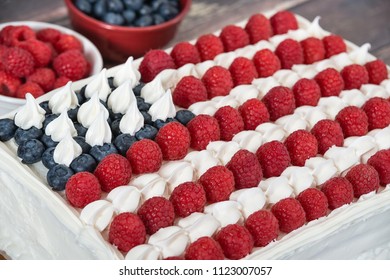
<box><xmin>75</xmin><ymin>0</ymin><xmax>181</xmax><ymax>27</ymax></box>
<box><xmin>0</xmin><ymin>77</ymin><xmax>195</xmax><ymax>192</ymax></box>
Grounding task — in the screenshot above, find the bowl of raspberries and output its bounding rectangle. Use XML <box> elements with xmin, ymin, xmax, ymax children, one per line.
<box><xmin>0</xmin><ymin>21</ymin><xmax>103</xmax><ymax>115</ymax></box>
<box><xmin>64</xmin><ymin>0</ymin><xmax>191</xmax><ymax>62</ymax></box>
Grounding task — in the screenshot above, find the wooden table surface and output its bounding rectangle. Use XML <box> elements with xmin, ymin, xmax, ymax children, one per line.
<box><xmin>0</xmin><ymin>0</ymin><xmax>390</xmax><ymax>260</ymax></box>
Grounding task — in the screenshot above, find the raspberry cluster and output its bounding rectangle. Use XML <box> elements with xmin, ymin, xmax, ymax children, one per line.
<box><xmin>0</xmin><ymin>24</ymin><xmax>91</xmax><ymax>99</ymax></box>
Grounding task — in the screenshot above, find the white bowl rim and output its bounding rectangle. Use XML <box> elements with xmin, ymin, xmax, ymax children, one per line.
<box><xmin>0</xmin><ymin>20</ymin><xmax>103</xmax><ymax>105</ymax></box>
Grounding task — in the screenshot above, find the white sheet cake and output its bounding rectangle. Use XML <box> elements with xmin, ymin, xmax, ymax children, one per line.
<box><xmin>1</xmin><ymin>11</ymin><xmax>390</xmax><ymax>260</ymax></box>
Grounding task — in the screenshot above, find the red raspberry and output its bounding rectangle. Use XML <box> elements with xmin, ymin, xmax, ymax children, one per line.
<box><xmin>185</xmin><ymin>237</ymin><xmax>225</xmax><ymax>260</ymax></box>
<box><xmin>292</xmin><ymin>78</ymin><xmax>321</xmax><ymax>106</ymax></box>
<box><xmin>320</xmin><ymin>177</ymin><xmax>354</xmax><ymax>210</ymax></box>
<box><xmin>362</xmin><ymin>97</ymin><xmax>390</xmax><ymax>130</ymax></box>
<box><xmin>155</xmin><ymin>121</ymin><xmax>190</xmax><ymax>160</ymax></box>
<box><xmin>275</xmin><ymin>39</ymin><xmax>304</xmax><ymax>69</ymax></box>
<box><xmin>172</xmin><ymin>76</ymin><xmax>208</xmax><ymax>108</ymax></box>
<box><xmin>65</xmin><ymin>172</ymin><xmax>102</xmax><ymax>208</ymax></box>
<box><xmin>256</xmin><ymin>140</ymin><xmax>291</xmax><ymax>178</ymax></box>
<box><xmin>365</xmin><ymin>59</ymin><xmax>388</xmax><ymax>85</ymax></box>
<box><xmin>252</xmin><ymin>49</ymin><xmax>281</xmax><ymax>77</ymax></box>
<box><xmin>126</xmin><ymin>139</ymin><xmax>162</xmax><ymax>174</ymax></box>
<box><xmin>2</xmin><ymin>47</ymin><xmax>35</xmax><ymax>78</ymax></box>
<box><xmin>367</xmin><ymin>149</ymin><xmax>390</xmax><ymax>185</ymax></box>
<box><xmin>169</xmin><ymin>182</ymin><xmax>206</xmax><ymax>218</ymax></box>
<box><xmin>284</xmin><ymin>129</ymin><xmax>318</xmax><ymax>166</ymax></box>
<box><xmin>53</xmin><ymin>50</ymin><xmax>88</xmax><ymax>81</ymax></box>
<box><xmin>314</xmin><ymin>68</ymin><xmax>345</xmax><ymax>97</ymax></box>
<box><xmin>170</xmin><ymin>42</ymin><xmax>201</xmax><ymax>68</ymax></box>
<box><xmin>0</xmin><ymin>26</ymin><xmax>15</xmax><ymax>45</ymax></box>
<box><xmin>139</xmin><ymin>49</ymin><xmax>176</xmax><ymax>83</ymax></box>
<box><xmin>0</xmin><ymin>70</ymin><xmax>21</xmax><ymax>97</ymax></box>
<box><xmin>199</xmin><ymin>165</ymin><xmax>235</xmax><ymax>203</ymax></box>
<box><xmin>219</xmin><ymin>25</ymin><xmax>250</xmax><ymax>52</ymax></box>
<box><xmin>296</xmin><ymin>188</ymin><xmax>328</xmax><ymax>221</ymax></box>
<box><xmin>215</xmin><ymin>224</ymin><xmax>253</xmax><ymax>260</ymax></box>
<box><xmin>270</xmin><ymin>10</ymin><xmax>298</xmax><ymax>35</ymax></box>
<box><xmin>311</xmin><ymin>119</ymin><xmax>344</xmax><ymax>154</ymax></box>
<box><xmin>202</xmin><ymin>66</ymin><xmax>234</xmax><ymax>99</ymax></box>
<box><xmin>195</xmin><ymin>34</ymin><xmax>224</xmax><ymax>61</ymax></box>
<box><xmin>214</xmin><ymin>106</ymin><xmax>244</xmax><ymax>141</ymax></box>
<box><xmin>0</xmin><ymin>45</ymin><xmax>7</xmax><ymax>70</ymax></box>
<box><xmin>94</xmin><ymin>154</ymin><xmax>132</xmax><ymax>192</ymax></box>
<box><xmin>19</xmin><ymin>39</ymin><xmax>52</xmax><ymax>67</ymax></box>
<box><xmin>271</xmin><ymin>197</ymin><xmax>306</xmax><ymax>233</ymax></box>
<box><xmin>53</xmin><ymin>76</ymin><xmax>71</xmax><ymax>89</ymax></box>
<box><xmin>36</xmin><ymin>28</ymin><xmax>61</xmax><ymax>44</ymax></box>
<box><xmin>16</xmin><ymin>81</ymin><xmax>44</xmax><ymax>99</ymax></box>
<box><xmin>245</xmin><ymin>14</ymin><xmax>273</xmax><ymax>44</ymax></box>
<box><xmin>322</xmin><ymin>35</ymin><xmax>347</xmax><ymax>58</ymax></box>
<box><xmin>108</xmin><ymin>212</ymin><xmax>146</xmax><ymax>252</ymax></box>
<box><xmin>226</xmin><ymin>149</ymin><xmax>263</xmax><ymax>189</ymax></box>
<box><xmin>2</xmin><ymin>25</ymin><xmax>36</xmax><ymax>47</ymax></box>
<box><xmin>335</xmin><ymin>106</ymin><xmax>368</xmax><ymax>137</ymax></box>
<box><xmin>245</xmin><ymin>210</ymin><xmax>279</xmax><ymax>247</ymax></box>
<box><xmin>27</xmin><ymin>67</ymin><xmax>56</xmax><ymax>92</ymax></box>
<box><xmin>137</xmin><ymin>197</ymin><xmax>175</xmax><ymax>235</ymax></box>
<box><xmin>262</xmin><ymin>86</ymin><xmax>296</xmax><ymax>121</ymax></box>
<box><xmin>341</xmin><ymin>64</ymin><xmax>369</xmax><ymax>90</ymax></box>
<box><xmin>229</xmin><ymin>57</ymin><xmax>258</xmax><ymax>86</ymax></box>
<box><xmin>54</xmin><ymin>34</ymin><xmax>83</xmax><ymax>53</ymax></box>
<box><xmin>300</xmin><ymin>37</ymin><xmax>325</xmax><ymax>64</ymax></box>
<box><xmin>345</xmin><ymin>164</ymin><xmax>380</xmax><ymax>198</ymax></box>
<box><xmin>238</xmin><ymin>98</ymin><xmax>270</xmax><ymax>130</ymax></box>
<box><xmin>187</xmin><ymin>114</ymin><xmax>220</xmax><ymax>150</ymax></box>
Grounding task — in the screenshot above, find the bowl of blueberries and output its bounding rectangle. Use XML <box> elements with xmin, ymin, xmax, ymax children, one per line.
<box><xmin>64</xmin><ymin>0</ymin><xmax>191</xmax><ymax>62</ymax></box>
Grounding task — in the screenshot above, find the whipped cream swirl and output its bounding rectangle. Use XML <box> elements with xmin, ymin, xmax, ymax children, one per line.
<box><xmin>53</xmin><ymin>133</ymin><xmax>82</xmax><ymax>166</ymax></box>
<box><xmin>85</xmin><ymin>113</ymin><xmax>112</xmax><ymax>146</ymax></box>
<box><xmin>77</xmin><ymin>93</ymin><xmax>109</xmax><ymax>128</ymax></box>
<box><xmin>48</xmin><ymin>81</ymin><xmax>79</xmax><ymax>114</ymax></box>
<box><xmin>84</xmin><ymin>69</ymin><xmax>111</xmax><ymax>101</ymax></box>
<box><xmin>119</xmin><ymin>100</ymin><xmax>144</xmax><ymax>135</ymax></box>
<box><xmin>108</xmin><ymin>81</ymin><xmax>136</xmax><ymax>114</ymax></box>
<box><xmin>113</xmin><ymin>57</ymin><xmax>141</xmax><ymax>88</ymax></box>
<box><xmin>148</xmin><ymin>89</ymin><xmax>176</xmax><ymax>121</ymax></box>
<box><xmin>45</xmin><ymin>111</ymin><xmax>77</xmax><ymax>142</ymax></box>
<box><xmin>14</xmin><ymin>93</ymin><xmax>45</xmax><ymax>130</ymax></box>
<box><xmin>141</xmin><ymin>75</ymin><xmax>165</xmax><ymax>104</ymax></box>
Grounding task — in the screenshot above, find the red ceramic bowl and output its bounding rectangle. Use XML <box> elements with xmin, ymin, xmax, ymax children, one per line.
<box><xmin>64</xmin><ymin>0</ymin><xmax>191</xmax><ymax>62</ymax></box>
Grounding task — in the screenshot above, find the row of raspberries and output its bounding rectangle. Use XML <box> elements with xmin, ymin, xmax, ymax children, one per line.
<box><xmin>0</xmin><ymin>24</ymin><xmax>90</xmax><ymax>98</ymax></box>
<box><xmin>139</xmin><ymin>10</ymin><xmax>303</xmax><ymax>83</ymax></box>
<box><xmin>105</xmin><ymin>147</ymin><xmax>387</xmax><ymax>259</ymax></box>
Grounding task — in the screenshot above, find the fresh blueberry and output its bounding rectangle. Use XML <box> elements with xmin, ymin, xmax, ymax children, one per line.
<box><xmin>43</xmin><ymin>114</ymin><xmax>58</xmax><ymax>131</ymax></box>
<box><xmin>139</xmin><ymin>4</ymin><xmax>152</xmax><ymax>15</ymax></box>
<box><xmin>47</xmin><ymin>164</ymin><xmax>74</xmax><ymax>191</ymax></box>
<box><xmin>73</xmin><ymin>136</ymin><xmax>91</xmax><ymax>153</ymax></box>
<box><xmin>93</xmin><ymin>0</ymin><xmax>107</xmax><ymax>19</ymax></box>
<box><xmin>153</xmin><ymin>14</ymin><xmax>165</xmax><ymax>25</ymax></box>
<box><xmin>40</xmin><ymin>134</ymin><xmax>58</xmax><ymax>148</ymax></box>
<box><xmin>42</xmin><ymin>147</ymin><xmax>57</xmax><ymax>169</ymax></box>
<box><xmin>75</xmin><ymin>0</ymin><xmax>93</xmax><ymax>14</ymax></box>
<box><xmin>39</xmin><ymin>101</ymin><xmax>51</xmax><ymax>115</ymax></box>
<box><xmin>89</xmin><ymin>143</ymin><xmax>118</xmax><ymax>162</ymax></box>
<box><xmin>167</xmin><ymin>0</ymin><xmax>179</xmax><ymax>8</ymax></box>
<box><xmin>136</xmin><ymin>96</ymin><xmax>151</xmax><ymax>111</ymax></box>
<box><xmin>107</xmin><ymin>0</ymin><xmax>124</xmax><ymax>12</ymax></box>
<box><xmin>154</xmin><ymin>117</ymin><xmax>175</xmax><ymax>129</ymax></box>
<box><xmin>175</xmin><ymin>110</ymin><xmax>195</xmax><ymax>125</ymax></box>
<box><xmin>114</xmin><ymin>133</ymin><xmax>137</xmax><ymax>155</ymax></box>
<box><xmin>110</xmin><ymin>119</ymin><xmax>122</xmax><ymax>137</ymax></box>
<box><xmin>103</xmin><ymin>12</ymin><xmax>125</xmax><ymax>25</ymax></box>
<box><xmin>0</xmin><ymin>119</ymin><xmax>17</xmax><ymax>142</ymax></box>
<box><xmin>135</xmin><ymin>124</ymin><xmax>158</xmax><ymax>140</ymax></box>
<box><xmin>17</xmin><ymin>139</ymin><xmax>45</xmax><ymax>164</ymax></box>
<box><xmin>134</xmin><ymin>15</ymin><xmax>153</xmax><ymax>27</ymax></box>
<box><xmin>122</xmin><ymin>9</ymin><xmax>136</xmax><ymax>24</ymax></box>
<box><xmin>76</xmin><ymin>85</ymin><xmax>87</xmax><ymax>104</ymax></box>
<box><xmin>159</xmin><ymin>2</ymin><xmax>178</xmax><ymax>20</ymax></box>
<box><xmin>123</xmin><ymin>0</ymin><xmax>144</xmax><ymax>10</ymax></box>
<box><xmin>107</xmin><ymin>77</ymin><xmax>116</xmax><ymax>89</ymax></box>
<box><xmin>109</xmin><ymin>109</ymin><xmax>123</xmax><ymax>121</ymax></box>
<box><xmin>14</xmin><ymin>127</ymin><xmax>43</xmax><ymax>145</ymax></box>
<box><xmin>151</xmin><ymin>0</ymin><xmax>167</xmax><ymax>11</ymax></box>
<box><xmin>141</xmin><ymin>111</ymin><xmax>152</xmax><ymax>125</ymax></box>
<box><xmin>74</xmin><ymin>123</ymin><xmax>88</xmax><ymax>137</ymax></box>
<box><xmin>133</xmin><ymin>82</ymin><xmax>145</xmax><ymax>96</ymax></box>
<box><xmin>67</xmin><ymin>107</ymin><xmax>79</xmax><ymax>122</ymax></box>
<box><xmin>70</xmin><ymin>153</ymin><xmax>97</xmax><ymax>173</ymax></box>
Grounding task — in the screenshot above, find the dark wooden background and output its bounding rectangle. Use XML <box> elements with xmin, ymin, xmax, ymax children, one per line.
<box><xmin>1</xmin><ymin>0</ymin><xmax>390</xmax><ymax>259</ymax></box>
